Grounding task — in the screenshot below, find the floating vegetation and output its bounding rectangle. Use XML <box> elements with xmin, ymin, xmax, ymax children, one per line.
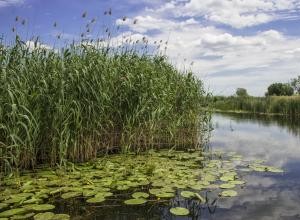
<box><xmin>124</xmin><ymin>198</ymin><xmax>147</xmax><ymax>205</ymax></box>
<box><xmin>220</xmin><ymin>190</ymin><xmax>238</xmax><ymax>197</ymax></box>
<box><xmin>170</xmin><ymin>207</ymin><xmax>190</xmax><ymax>216</ymax></box>
<box><xmin>0</xmin><ymin>150</ymin><xmax>284</xmax><ymax>218</ymax></box>
<box><xmin>180</xmin><ymin>191</ymin><xmax>196</xmax><ymax>199</ymax></box>
<box><xmin>132</xmin><ymin>192</ymin><xmax>149</xmax><ymax>199</ymax></box>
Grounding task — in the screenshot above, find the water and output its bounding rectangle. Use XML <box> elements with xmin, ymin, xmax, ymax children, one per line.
<box><xmin>59</xmin><ymin>113</ymin><xmax>300</xmax><ymax>219</ymax></box>
<box><xmin>208</xmin><ymin>113</ymin><xmax>300</xmax><ymax>220</ymax></box>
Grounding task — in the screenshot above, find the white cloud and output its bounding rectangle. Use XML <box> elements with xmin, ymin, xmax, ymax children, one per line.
<box><xmin>147</xmin><ymin>0</ymin><xmax>300</xmax><ymax>29</ymax></box>
<box><xmin>0</xmin><ymin>0</ymin><xmax>23</xmax><ymax>8</ymax></box>
<box><xmin>25</xmin><ymin>40</ymin><xmax>52</xmax><ymax>51</ymax></box>
<box><xmin>116</xmin><ymin>6</ymin><xmax>300</xmax><ymax>95</ymax></box>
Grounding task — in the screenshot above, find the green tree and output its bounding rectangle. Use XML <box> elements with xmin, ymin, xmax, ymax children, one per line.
<box><xmin>291</xmin><ymin>76</ymin><xmax>300</xmax><ymax>94</ymax></box>
<box><xmin>236</xmin><ymin>88</ymin><xmax>248</xmax><ymax>97</ymax></box>
<box><xmin>266</xmin><ymin>83</ymin><xmax>294</xmax><ymax>96</ymax></box>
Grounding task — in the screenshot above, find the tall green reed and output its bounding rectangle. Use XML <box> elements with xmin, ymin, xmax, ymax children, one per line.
<box><xmin>0</xmin><ymin>35</ymin><xmax>210</xmax><ymax>175</ymax></box>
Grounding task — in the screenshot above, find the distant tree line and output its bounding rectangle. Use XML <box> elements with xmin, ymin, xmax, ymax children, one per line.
<box><xmin>235</xmin><ymin>75</ymin><xmax>300</xmax><ymax>97</ymax></box>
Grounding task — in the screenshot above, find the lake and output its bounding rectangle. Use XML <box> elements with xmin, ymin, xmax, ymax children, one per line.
<box><xmin>64</xmin><ymin>113</ymin><xmax>300</xmax><ymax>219</ymax></box>
<box><xmin>1</xmin><ymin>113</ymin><xmax>299</xmax><ymax>220</ymax></box>
<box><xmin>208</xmin><ymin>113</ymin><xmax>300</xmax><ymax>220</ymax></box>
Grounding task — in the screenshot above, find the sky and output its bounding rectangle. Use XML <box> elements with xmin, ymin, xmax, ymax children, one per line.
<box><xmin>0</xmin><ymin>0</ymin><xmax>300</xmax><ymax>96</ymax></box>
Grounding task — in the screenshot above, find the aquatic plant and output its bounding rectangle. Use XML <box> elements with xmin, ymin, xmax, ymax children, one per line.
<box><xmin>212</xmin><ymin>95</ymin><xmax>300</xmax><ymax>116</ymax></box>
<box><xmin>0</xmin><ymin>38</ymin><xmax>210</xmax><ymax>175</ymax></box>
<box><xmin>0</xmin><ymin>149</ymin><xmax>284</xmax><ymax>218</ymax></box>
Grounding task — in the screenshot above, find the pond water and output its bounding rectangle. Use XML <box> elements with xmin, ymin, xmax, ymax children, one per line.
<box><xmin>1</xmin><ymin>113</ymin><xmax>299</xmax><ymax>220</ymax></box>
<box><xmin>65</xmin><ymin>113</ymin><xmax>300</xmax><ymax>220</ymax></box>
<box><xmin>208</xmin><ymin>113</ymin><xmax>300</xmax><ymax>220</ymax></box>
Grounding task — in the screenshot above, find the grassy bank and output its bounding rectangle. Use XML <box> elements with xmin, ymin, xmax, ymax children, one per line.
<box><xmin>0</xmin><ymin>37</ymin><xmax>210</xmax><ymax>174</ymax></box>
<box><xmin>212</xmin><ymin>96</ymin><xmax>300</xmax><ymax>116</ymax></box>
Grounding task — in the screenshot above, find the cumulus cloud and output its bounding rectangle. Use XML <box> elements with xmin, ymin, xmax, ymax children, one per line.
<box><xmin>115</xmin><ymin>1</ymin><xmax>300</xmax><ymax>95</ymax></box>
<box><xmin>147</xmin><ymin>0</ymin><xmax>300</xmax><ymax>29</ymax></box>
<box><xmin>0</xmin><ymin>0</ymin><xmax>23</xmax><ymax>8</ymax></box>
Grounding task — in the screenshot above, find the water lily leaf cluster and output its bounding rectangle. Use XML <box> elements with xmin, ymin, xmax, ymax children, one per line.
<box><xmin>0</xmin><ymin>149</ymin><xmax>284</xmax><ymax>218</ymax></box>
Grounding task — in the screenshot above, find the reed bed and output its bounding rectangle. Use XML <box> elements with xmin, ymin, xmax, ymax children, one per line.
<box><xmin>213</xmin><ymin>96</ymin><xmax>300</xmax><ymax>116</ymax></box>
<box><xmin>0</xmin><ymin>36</ymin><xmax>210</xmax><ymax>175</ymax></box>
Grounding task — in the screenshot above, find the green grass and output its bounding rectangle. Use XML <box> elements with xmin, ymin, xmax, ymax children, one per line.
<box><xmin>0</xmin><ymin>37</ymin><xmax>210</xmax><ymax>174</ymax></box>
<box><xmin>212</xmin><ymin>95</ymin><xmax>300</xmax><ymax>116</ymax></box>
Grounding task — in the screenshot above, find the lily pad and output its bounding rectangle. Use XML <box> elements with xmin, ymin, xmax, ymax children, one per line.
<box><xmin>170</xmin><ymin>207</ymin><xmax>189</xmax><ymax>216</ymax></box>
<box><xmin>24</xmin><ymin>204</ymin><xmax>55</xmax><ymax>211</ymax></box>
<box><xmin>11</xmin><ymin>212</ymin><xmax>35</xmax><ymax>219</ymax></box>
<box><xmin>86</xmin><ymin>197</ymin><xmax>105</xmax><ymax>204</ymax></box>
<box><xmin>220</xmin><ymin>183</ymin><xmax>235</xmax><ymax>189</ymax></box>
<box><xmin>155</xmin><ymin>192</ymin><xmax>174</xmax><ymax>198</ymax></box>
<box><xmin>180</xmin><ymin>191</ymin><xmax>195</xmax><ymax>199</ymax></box>
<box><xmin>132</xmin><ymin>192</ymin><xmax>149</xmax><ymax>199</ymax></box>
<box><xmin>220</xmin><ymin>190</ymin><xmax>237</xmax><ymax>197</ymax></box>
<box><xmin>267</xmin><ymin>167</ymin><xmax>284</xmax><ymax>173</ymax></box>
<box><xmin>0</xmin><ymin>208</ymin><xmax>27</xmax><ymax>218</ymax></box>
<box><xmin>61</xmin><ymin>192</ymin><xmax>82</xmax><ymax>199</ymax></box>
<box><xmin>34</xmin><ymin>212</ymin><xmax>55</xmax><ymax>220</ymax></box>
<box><xmin>124</xmin><ymin>198</ymin><xmax>147</xmax><ymax>205</ymax></box>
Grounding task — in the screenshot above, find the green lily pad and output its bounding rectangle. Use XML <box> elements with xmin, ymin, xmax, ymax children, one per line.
<box><xmin>267</xmin><ymin>167</ymin><xmax>284</xmax><ymax>173</ymax></box>
<box><xmin>23</xmin><ymin>204</ymin><xmax>55</xmax><ymax>211</ymax></box>
<box><xmin>3</xmin><ymin>197</ymin><xmax>26</xmax><ymax>204</ymax></box>
<box><xmin>0</xmin><ymin>208</ymin><xmax>27</xmax><ymax>218</ymax></box>
<box><xmin>180</xmin><ymin>191</ymin><xmax>195</xmax><ymax>199</ymax></box>
<box><xmin>170</xmin><ymin>207</ymin><xmax>189</xmax><ymax>216</ymax></box>
<box><xmin>132</xmin><ymin>192</ymin><xmax>149</xmax><ymax>199</ymax></box>
<box><xmin>61</xmin><ymin>192</ymin><xmax>82</xmax><ymax>199</ymax></box>
<box><xmin>86</xmin><ymin>197</ymin><xmax>105</xmax><ymax>204</ymax></box>
<box><xmin>34</xmin><ymin>212</ymin><xmax>55</xmax><ymax>220</ymax></box>
<box><xmin>220</xmin><ymin>183</ymin><xmax>235</xmax><ymax>189</ymax></box>
<box><xmin>229</xmin><ymin>180</ymin><xmax>245</xmax><ymax>185</ymax></box>
<box><xmin>155</xmin><ymin>192</ymin><xmax>174</xmax><ymax>198</ymax></box>
<box><xmin>11</xmin><ymin>212</ymin><xmax>35</xmax><ymax>219</ymax></box>
<box><xmin>124</xmin><ymin>198</ymin><xmax>147</xmax><ymax>205</ymax></box>
<box><xmin>220</xmin><ymin>190</ymin><xmax>237</xmax><ymax>197</ymax></box>
<box><xmin>116</xmin><ymin>185</ymin><xmax>129</xmax><ymax>191</ymax></box>
<box><xmin>95</xmin><ymin>192</ymin><xmax>113</xmax><ymax>198</ymax></box>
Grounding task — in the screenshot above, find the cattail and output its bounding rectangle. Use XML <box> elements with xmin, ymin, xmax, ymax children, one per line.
<box><xmin>91</xmin><ymin>18</ymin><xmax>96</xmax><ymax>23</ymax></box>
<box><xmin>81</xmin><ymin>33</ymin><xmax>84</xmax><ymax>38</ymax></box>
<box><xmin>108</xmin><ymin>8</ymin><xmax>112</xmax><ymax>15</ymax></box>
<box><xmin>57</xmin><ymin>34</ymin><xmax>61</xmax><ymax>39</ymax></box>
<box><xmin>15</xmin><ymin>16</ymin><xmax>19</xmax><ymax>22</ymax></box>
<box><xmin>133</xmin><ymin>19</ymin><xmax>138</xmax><ymax>24</ymax></box>
<box><xmin>86</xmin><ymin>28</ymin><xmax>90</xmax><ymax>33</ymax></box>
<box><xmin>82</xmin><ymin>11</ymin><xmax>87</xmax><ymax>18</ymax></box>
<box><xmin>122</xmin><ymin>16</ymin><xmax>127</xmax><ymax>21</ymax></box>
<box><xmin>12</xmin><ymin>27</ymin><xmax>15</xmax><ymax>32</ymax></box>
<box><xmin>53</xmin><ymin>22</ymin><xmax>57</xmax><ymax>27</ymax></box>
<box><xmin>105</xmin><ymin>28</ymin><xmax>109</xmax><ymax>33</ymax></box>
<box><xmin>21</xmin><ymin>19</ymin><xmax>26</xmax><ymax>25</ymax></box>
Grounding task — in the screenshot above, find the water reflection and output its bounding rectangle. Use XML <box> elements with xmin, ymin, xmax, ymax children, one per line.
<box><xmin>56</xmin><ymin>113</ymin><xmax>300</xmax><ymax>219</ymax></box>
<box><xmin>209</xmin><ymin>113</ymin><xmax>300</xmax><ymax>220</ymax></box>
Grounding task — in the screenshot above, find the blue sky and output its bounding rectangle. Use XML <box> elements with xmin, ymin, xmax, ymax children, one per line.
<box><xmin>1</xmin><ymin>0</ymin><xmax>300</xmax><ymax>96</ymax></box>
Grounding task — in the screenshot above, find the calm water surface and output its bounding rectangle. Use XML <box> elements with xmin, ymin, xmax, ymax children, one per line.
<box><xmin>59</xmin><ymin>113</ymin><xmax>300</xmax><ymax>220</ymax></box>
